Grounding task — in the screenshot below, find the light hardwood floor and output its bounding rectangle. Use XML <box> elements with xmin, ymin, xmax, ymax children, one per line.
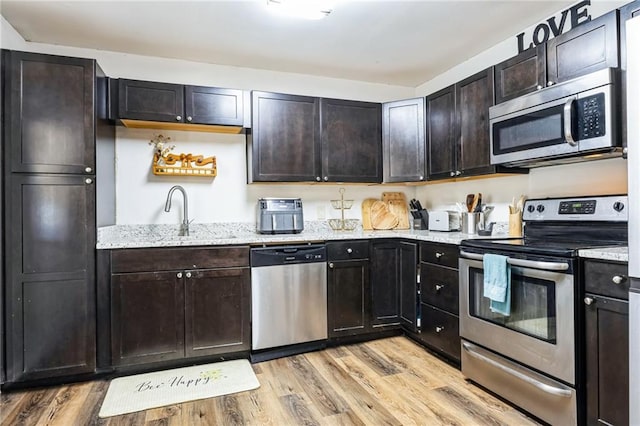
<box><xmin>0</xmin><ymin>336</ymin><xmax>539</xmax><ymax>425</ymax></box>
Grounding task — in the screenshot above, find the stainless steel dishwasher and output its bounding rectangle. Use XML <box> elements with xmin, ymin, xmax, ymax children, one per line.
<box><xmin>250</xmin><ymin>244</ymin><xmax>327</xmax><ymax>354</ymax></box>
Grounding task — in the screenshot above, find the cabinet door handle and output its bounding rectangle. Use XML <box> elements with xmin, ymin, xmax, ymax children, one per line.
<box><xmin>435</xmin><ymin>284</ymin><xmax>444</xmax><ymax>291</ymax></box>
<box><xmin>435</xmin><ymin>326</ymin><xmax>444</xmax><ymax>333</ymax></box>
<box><xmin>612</xmin><ymin>275</ymin><xmax>626</xmax><ymax>285</ymax></box>
<box><xmin>85</xmin><ymin>178</ymin><xmax>93</xmax><ymax>184</ymax></box>
<box><xmin>177</xmin><ymin>272</ymin><xmax>183</xmax><ymax>279</ymax></box>
<box><xmin>419</xmin><ymin>175</ymin><xmax>424</xmax><ymax>180</ymax></box>
<box><xmin>316</xmin><ymin>177</ymin><xmax>321</xmax><ymax>182</ymax></box>
<box><xmin>185</xmin><ymin>271</ymin><xmax>192</xmax><ymax>278</ymax></box>
<box><xmin>328</xmin><ymin>262</ymin><xmax>334</xmax><ymax>269</ymax></box>
<box><xmin>450</xmin><ymin>171</ymin><xmax>455</xmax><ymax>177</ymax></box>
<box><xmin>455</xmin><ymin>171</ymin><xmax>461</xmax><ymax>176</ymax></box>
<box><xmin>323</xmin><ymin>176</ymin><xmax>328</xmax><ymax>181</ymax></box>
<box><xmin>537</xmin><ymin>84</ymin><xmax>543</xmax><ymax>90</ymax></box>
<box><xmin>584</xmin><ymin>297</ymin><xmax>595</xmax><ymax>305</ymax></box>
<box><xmin>435</xmin><ymin>252</ymin><xmax>444</xmax><ymax>259</ymax></box>
<box><xmin>176</xmin><ymin>115</ymin><xmax>182</xmax><ymax>121</ymax></box>
<box><xmin>187</xmin><ymin>116</ymin><xmax>193</xmax><ymax>122</ymax></box>
<box><xmin>547</xmin><ymin>81</ymin><xmax>555</xmax><ymax>87</ymax></box>
<box><xmin>85</xmin><ymin>166</ymin><xmax>92</xmax><ymax>173</ymax></box>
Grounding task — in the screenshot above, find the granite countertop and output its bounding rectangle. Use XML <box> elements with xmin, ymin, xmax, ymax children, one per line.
<box><xmin>578</xmin><ymin>246</ymin><xmax>628</xmax><ymax>263</ymax></box>
<box><xmin>97</xmin><ymin>221</ymin><xmax>507</xmax><ymax>250</ymax></box>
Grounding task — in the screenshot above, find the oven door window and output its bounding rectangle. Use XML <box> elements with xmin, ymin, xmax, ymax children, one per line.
<box><xmin>468</xmin><ymin>266</ymin><xmax>556</xmax><ymax>343</ymax></box>
<box><xmin>492</xmin><ymin>103</ymin><xmax>567</xmax><ymax>155</ymax></box>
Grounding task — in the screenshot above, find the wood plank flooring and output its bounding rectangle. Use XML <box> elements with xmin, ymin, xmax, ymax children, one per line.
<box><xmin>0</xmin><ymin>336</ymin><xmax>539</xmax><ymax>425</ymax></box>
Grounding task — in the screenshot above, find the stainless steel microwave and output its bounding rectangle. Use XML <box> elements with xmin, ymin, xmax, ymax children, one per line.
<box><xmin>489</xmin><ymin>68</ymin><xmax>622</xmax><ymax>167</ymax></box>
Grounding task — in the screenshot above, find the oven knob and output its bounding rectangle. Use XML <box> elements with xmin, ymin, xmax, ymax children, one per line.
<box><xmin>527</xmin><ymin>205</ymin><xmax>535</xmax><ymax>213</ymax></box>
<box><xmin>536</xmin><ymin>204</ymin><xmax>545</xmax><ymax>213</ymax></box>
<box><xmin>613</xmin><ymin>201</ymin><xmax>625</xmax><ymax>212</ymax></box>
<box><xmin>584</xmin><ymin>297</ymin><xmax>595</xmax><ymax>305</ymax></box>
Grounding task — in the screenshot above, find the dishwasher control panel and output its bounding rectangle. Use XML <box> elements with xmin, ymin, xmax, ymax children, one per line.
<box><xmin>250</xmin><ymin>244</ymin><xmax>327</xmax><ymax>267</ymax></box>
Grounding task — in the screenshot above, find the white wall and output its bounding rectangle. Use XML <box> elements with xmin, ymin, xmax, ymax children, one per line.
<box><xmin>415</xmin><ymin>0</ymin><xmax>629</xmax><ymax>223</ymax></box>
<box><xmin>1</xmin><ymin>16</ymin><xmax>414</xmax><ymax>225</ymax></box>
<box><xmin>0</xmin><ymin>0</ymin><xmax>631</xmax><ymax>226</ymax></box>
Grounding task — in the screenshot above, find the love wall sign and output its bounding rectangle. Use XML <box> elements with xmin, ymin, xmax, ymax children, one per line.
<box><xmin>516</xmin><ymin>0</ymin><xmax>591</xmax><ymax>53</ymax></box>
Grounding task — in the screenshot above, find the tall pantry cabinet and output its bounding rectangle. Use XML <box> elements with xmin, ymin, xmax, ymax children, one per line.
<box><xmin>1</xmin><ymin>50</ymin><xmax>115</xmax><ymax>384</ymax></box>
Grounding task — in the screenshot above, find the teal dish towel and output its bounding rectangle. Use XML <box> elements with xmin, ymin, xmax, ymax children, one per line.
<box><xmin>482</xmin><ymin>253</ymin><xmax>511</xmax><ymax>316</ymax></box>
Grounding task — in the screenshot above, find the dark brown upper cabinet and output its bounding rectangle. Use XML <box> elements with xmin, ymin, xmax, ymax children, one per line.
<box><xmin>427</xmin><ymin>68</ymin><xmax>496</xmax><ymax>180</ymax></box>
<box><xmin>547</xmin><ymin>10</ymin><xmax>619</xmax><ymax>85</ymax></box>
<box><xmin>118</xmin><ymin>79</ymin><xmax>244</xmax><ymax>128</ymax></box>
<box><xmin>494</xmin><ymin>44</ymin><xmax>547</xmax><ymax>104</ymax></box>
<box><xmin>249</xmin><ymin>91</ymin><xmax>321</xmax><ymax>182</ymax></box>
<box><xmin>249</xmin><ymin>91</ymin><xmax>382</xmax><ymax>183</ymax></box>
<box><xmin>495</xmin><ymin>10</ymin><xmax>616</xmax><ymax>103</ymax></box>
<box><xmin>321</xmin><ymin>98</ymin><xmax>382</xmax><ymax>183</ymax></box>
<box><xmin>495</xmin><ymin>10</ymin><xmax>619</xmax><ymax>105</ymax></box>
<box><xmin>382</xmin><ymin>98</ymin><xmax>426</xmax><ymax>183</ymax></box>
<box><xmin>4</xmin><ymin>51</ymin><xmax>96</xmax><ymax>174</ymax></box>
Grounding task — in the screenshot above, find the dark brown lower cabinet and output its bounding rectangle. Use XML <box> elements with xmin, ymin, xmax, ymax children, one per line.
<box><xmin>370</xmin><ymin>240</ymin><xmax>417</xmax><ymax>330</ymax></box>
<box><xmin>185</xmin><ymin>268</ymin><xmax>250</xmax><ymax>358</ymax></box>
<box><xmin>417</xmin><ymin>242</ymin><xmax>460</xmax><ymax>363</ymax></box>
<box><xmin>585</xmin><ymin>294</ymin><xmax>629</xmax><ymax>426</ymax></box>
<box><xmin>328</xmin><ymin>258</ymin><xmax>370</xmax><ymax>338</ymax></box>
<box><xmin>108</xmin><ymin>247</ymin><xmax>251</xmax><ymax>368</ymax></box>
<box><xmin>111</xmin><ymin>272</ymin><xmax>185</xmax><ymax>366</ymax></box>
<box><xmin>5</xmin><ymin>175</ymin><xmax>96</xmax><ymax>382</ymax></box>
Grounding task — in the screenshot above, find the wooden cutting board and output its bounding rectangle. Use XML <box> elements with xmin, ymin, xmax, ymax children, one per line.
<box><xmin>370</xmin><ymin>200</ymin><xmax>399</xmax><ymax>230</ymax></box>
<box><xmin>361</xmin><ymin>198</ymin><xmax>378</xmax><ymax>230</ymax></box>
<box><xmin>382</xmin><ymin>192</ymin><xmax>410</xmax><ymax>229</ymax></box>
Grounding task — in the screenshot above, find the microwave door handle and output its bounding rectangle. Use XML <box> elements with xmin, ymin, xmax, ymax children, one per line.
<box><xmin>563</xmin><ymin>98</ymin><xmax>578</xmax><ymax>147</ymax></box>
<box><xmin>459</xmin><ymin>251</ymin><xmax>569</xmax><ymax>271</ymax></box>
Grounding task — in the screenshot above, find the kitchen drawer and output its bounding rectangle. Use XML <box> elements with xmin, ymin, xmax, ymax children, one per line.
<box><xmin>584</xmin><ymin>260</ymin><xmax>629</xmax><ymax>300</ymax></box>
<box><xmin>420</xmin><ymin>242</ymin><xmax>458</xmax><ymax>269</ymax></box>
<box><xmin>420</xmin><ymin>263</ymin><xmax>459</xmax><ymax>313</ymax></box>
<box><xmin>111</xmin><ymin>246</ymin><xmax>250</xmax><ymax>273</ymax></box>
<box><xmin>419</xmin><ymin>304</ymin><xmax>460</xmax><ymax>363</ymax></box>
<box><xmin>327</xmin><ymin>240</ymin><xmax>369</xmax><ymax>261</ymax></box>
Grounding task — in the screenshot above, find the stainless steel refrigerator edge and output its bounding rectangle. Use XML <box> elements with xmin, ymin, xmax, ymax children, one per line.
<box><xmin>627</xmin><ymin>14</ymin><xmax>640</xmax><ymax>426</ymax></box>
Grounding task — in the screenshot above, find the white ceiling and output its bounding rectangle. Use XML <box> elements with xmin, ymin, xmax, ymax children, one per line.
<box><xmin>1</xmin><ymin>0</ymin><xmax>576</xmax><ymax>87</ymax></box>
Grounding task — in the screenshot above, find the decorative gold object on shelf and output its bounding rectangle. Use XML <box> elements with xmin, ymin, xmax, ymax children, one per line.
<box><xmin>328</xmin><ymin>188</ymin><xmax>357</xmax><ymax>230</ymax></box>
<box><xmin>149</xmin><ymin>134</ymin><xmax>217</xmax><ymax>177</ymax></box>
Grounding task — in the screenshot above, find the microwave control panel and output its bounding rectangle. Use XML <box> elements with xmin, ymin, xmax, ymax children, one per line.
<box><xmin>577</xmin><ymin>93</ymin><xmax>605</xmax><ymax>140</ymax></box>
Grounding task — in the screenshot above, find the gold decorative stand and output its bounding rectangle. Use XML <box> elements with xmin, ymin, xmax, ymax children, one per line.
<box><xmin>328</xmin><ymin>188</ymin><xmax>357</xmax><ymax>230</ymax></box>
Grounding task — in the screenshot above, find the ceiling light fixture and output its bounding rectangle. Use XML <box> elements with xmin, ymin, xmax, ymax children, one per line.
<box><xmin>266</xmin><ymin>0</ymin><xmax>334</xmax><ymax>20</ymax></box>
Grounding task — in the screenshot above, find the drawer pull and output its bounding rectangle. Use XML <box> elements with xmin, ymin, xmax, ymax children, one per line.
<box><xmin>435</xmin><ymin>326</ymin><xmax>444</xmax><ymax>333</ymax></box>
<box><xmin>435</xmin><ymin>252</ymin><xmax>444</xmax><ymax>259</ymax></box>
<box><xmin>612</xmin><ymin>275</ymin><xmax>626</xmax><ymax>285</ymax></box>
<box><xmin>584</xmin><ymin>297</ymin><xmax>595</xmax><ymax>306</ymax></box>
<box><xmin>346</xmin><ymin>248</ymin><xmax>353</xmax><ymax>254</ymax></box>
<box><xmin>435</xmin><ymin>284</ymin><xmax>444</xmax><ymax>291</ymax></box>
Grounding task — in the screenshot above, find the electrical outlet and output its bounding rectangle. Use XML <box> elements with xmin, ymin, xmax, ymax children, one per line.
<box><xmin>316</xmin><ymin>205</ymin><xmax>326</xmax><ymax>220</ymax></box>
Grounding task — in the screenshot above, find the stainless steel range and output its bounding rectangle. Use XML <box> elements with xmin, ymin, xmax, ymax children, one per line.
<box><xmin>459</xmin><ymin>194</ymin><xmax>628</xmax><ymax>426</ymax></box>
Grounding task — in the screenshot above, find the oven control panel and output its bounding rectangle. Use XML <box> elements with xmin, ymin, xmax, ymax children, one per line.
<box><xmin>523</xmin><ymin>195</ymin><xmax>628</xmax><ymax>222</ymax></box>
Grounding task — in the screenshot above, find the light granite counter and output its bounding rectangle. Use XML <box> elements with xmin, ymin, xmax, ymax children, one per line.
<box><xmin>97</xmin><ymin>221</ymin><xmax>507</xmax><ymax>250</ymax></box>
<box><xmin>578</xmin><ymin>246</ymin><xmax>628</xmax><ymax>263</ymax></box>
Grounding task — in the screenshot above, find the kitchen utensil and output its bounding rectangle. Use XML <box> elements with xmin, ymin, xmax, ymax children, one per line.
<box><xmin>473</xmin><ymin>193</ymin><xmax>482</xmax><ymax>212</ymax></box>
<box><xmin>382</xmin><ymin>192</ymin><xmax>410</xmax><ymax>229</ymax></box>
<box><xmin>466</xmin><ymin>194</ymin><xmax>475</xmax><ymax>212</ymax></box>
<box><xmin>470</xmin><ymin>193</ymin><xmax>480</xmax><ymax>213</ymax></box>
<box><xmin>370</xmin><ymin>200</ymin><xmax>399</xmax><ymax>230</ymax></box>
<box><xmin>361</xmin><ymin>198</ymin><xmax>377</xmax><ymax>230</ymax></box>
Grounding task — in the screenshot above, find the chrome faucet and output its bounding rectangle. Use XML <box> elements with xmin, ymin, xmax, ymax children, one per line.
<box><xmin>164</xmin><ymin>185</ymin><xmax>190</xmax><ymax>236</ymax></box>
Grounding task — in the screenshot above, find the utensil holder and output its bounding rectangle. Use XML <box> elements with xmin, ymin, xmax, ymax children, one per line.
<box><xmin>509</xmin><ymin>212</ymin><xmax>523</xmax><ymax>237</ymax></box>
<box><xmin>462</xmin><ymin>212</ymin><xmax>480</xmax><ymax>234</ymax></box>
